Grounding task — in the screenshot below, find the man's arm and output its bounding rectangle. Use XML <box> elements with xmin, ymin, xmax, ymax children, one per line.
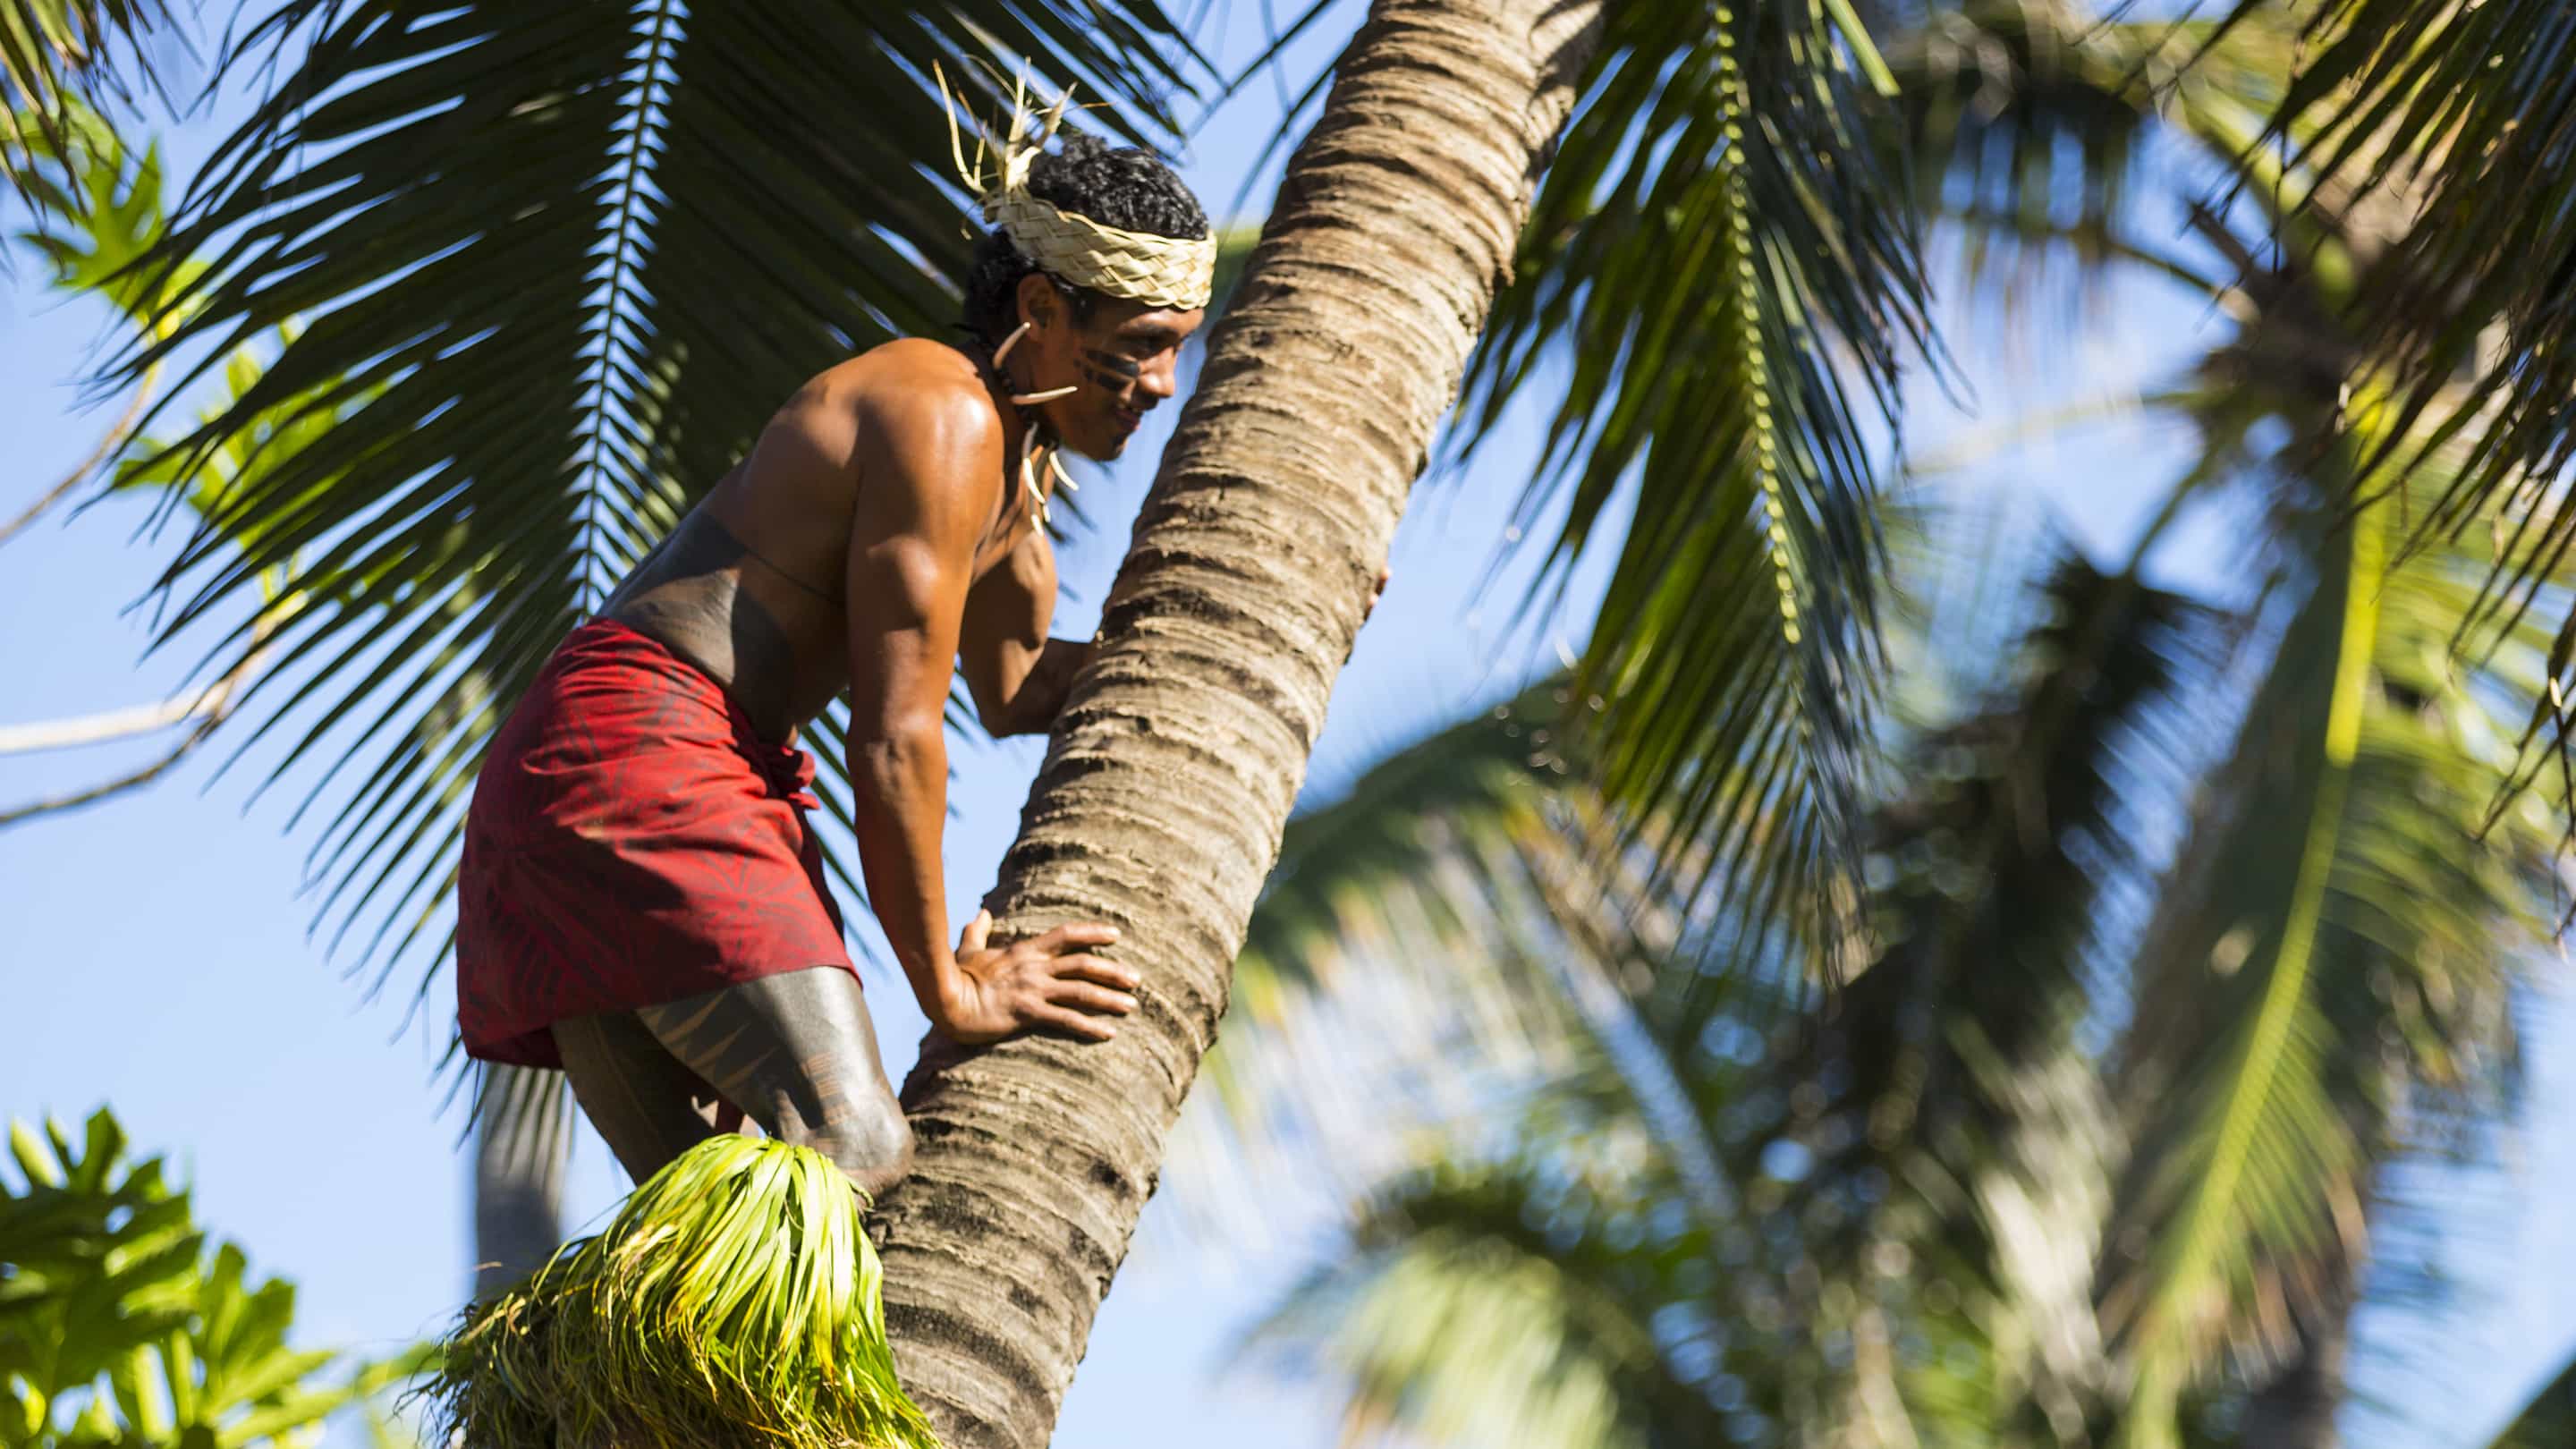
<box><xmin>835</xmin><ymin>380</ymin><xmax>990</xmax><ymax>1028</ymax></box>
<box><xmin>842</xmin><ymin>381</ymin><xmax>1140</xmax><ymax>1045</ymax></box>
<box><xmin>960</xmin><ymin>522</ymin><xmax>1093</xmax><ymax>738</ymax></box>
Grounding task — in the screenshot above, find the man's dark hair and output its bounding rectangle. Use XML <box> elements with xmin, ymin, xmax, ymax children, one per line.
<box><xmin>961</xmin><ymin>132</ymin><xmax>1210</xmax><ymax>341</ymax></box>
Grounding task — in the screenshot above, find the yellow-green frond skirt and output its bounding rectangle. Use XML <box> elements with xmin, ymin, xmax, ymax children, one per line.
<box><xmin>426</xmin><ymin>1135</ymin><xmax>937</xmax><ymax>1449</ymax></box>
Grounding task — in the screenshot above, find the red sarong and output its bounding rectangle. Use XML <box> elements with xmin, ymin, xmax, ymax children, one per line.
<box><xmin>455</xmin><ymin>618</ymin><xmax>853</xmax><ymax>1069</ymax></box>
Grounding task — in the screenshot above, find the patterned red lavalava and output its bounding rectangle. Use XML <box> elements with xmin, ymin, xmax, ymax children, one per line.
<box><xmin>457</xmin><ymin>620</ymin><xmax>855</xmax><ymax>1069</ymax></box>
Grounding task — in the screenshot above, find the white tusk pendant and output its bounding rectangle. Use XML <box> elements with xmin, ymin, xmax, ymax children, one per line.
<box><xmin>991</xmin><ymin>321</ymin><xmax>1075</xmax><ymax>405</ymax></box>
<box><xmin>1023</xmin><ymin>453</ymin><xmax>1052</xmax><ymax>528</ymax></box>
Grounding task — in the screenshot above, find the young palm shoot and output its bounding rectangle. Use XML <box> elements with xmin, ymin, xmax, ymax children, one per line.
<box><xmin>426</xmin><ymin>1134</ymin><xmax>936</xmax><ymax>1449</ymax></box>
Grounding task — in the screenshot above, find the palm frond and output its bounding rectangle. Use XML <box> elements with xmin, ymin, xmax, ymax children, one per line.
<box><xmin>1883</xmin><ymin>1</ymin><xmax>2300</xmax><ymax>325</ymax></box>
<box><xmin>102</xmin><ymin>3</ymin><xmax>1199</xmax><ymax>1016</ymax></box>
<box><xmin>2104</xmin><ymin>457</ymin><xmax>2561</xmax><ymax>1444</ymax></box>
<box><xmin>1457</xmin><ymin>0</ymin><xmax>1933</xmax><ymax>978</ymax></box>
<box><xmin>1</xmin><ymin>0</ymin><xmax>176</xmax><ymax>215</ymax></box>
<box><xmin>1240</xmin><ymin>1162</ymin><xmax>1702</xmax><ymax>1449</ymax></box>
<box><xmin>2187</xmin><ymin>0</ymin><xmax>2576</xmax><ymax>854</ymax></box>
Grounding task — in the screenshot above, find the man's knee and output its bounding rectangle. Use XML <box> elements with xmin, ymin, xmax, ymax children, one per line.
<box><xmin>785</xmin><ymin>1089</ymin><xmax>913</xmax><ymax>1201</ymax></box>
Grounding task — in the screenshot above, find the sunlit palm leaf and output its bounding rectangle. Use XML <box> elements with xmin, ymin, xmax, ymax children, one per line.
<box><xmin>2235</xmin><ymin>0</ymin><xmax>2576</xmax><ymax>731</ymax></box>
<box><xmin>0</xmin><ymin>0</ymin><xmax>174</xmax><ymax>213</ymax></box>
<box><xmin>1459</xmin><ymin>0</ymin><xmax>1933</xmax><ymax>976</ymax></box>
<box><xmin>2176</xmin><ymin>0</ymin><xmax>2576</xmax><ymax>855</ymax></box>
<box><xmin>2105</xmin><ymin>459</ymin><xmax>2559</xmax><ymax>1445</ymax></box>
<box><xmin>1241</xmin><ymin>1163</ymin><xmax>1705</xmax><ymax>1449</ymax></box>
<box><xmin>107</xmin><ymin>3</ymin><xmax>1199</xmax><ymax>1015</ymax></box>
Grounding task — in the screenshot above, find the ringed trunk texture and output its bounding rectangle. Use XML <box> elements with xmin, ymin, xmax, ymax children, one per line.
<box><xmin>871</xmin><ymin>0</ymin><xmax>1605</xmax><ymax>1441</ymax></box>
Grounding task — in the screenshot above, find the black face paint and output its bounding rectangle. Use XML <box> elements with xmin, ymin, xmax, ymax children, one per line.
<box><xmin>1078</xmin><ymin>346</ymin><xmax>1141</xmax><ymax>395</ymax></box>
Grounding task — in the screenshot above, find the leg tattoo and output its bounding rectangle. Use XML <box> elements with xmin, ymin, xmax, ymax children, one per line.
<box><xmin>638</xmin><ymin>969</ymin><xmax>913</xmax><ymax>1198</ymax></box>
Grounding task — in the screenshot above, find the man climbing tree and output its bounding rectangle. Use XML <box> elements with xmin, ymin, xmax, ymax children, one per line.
<box><xmin>453</xmin><ymin>101</ymin><xmax>1212</xmax><ymax>1196</ymax></box>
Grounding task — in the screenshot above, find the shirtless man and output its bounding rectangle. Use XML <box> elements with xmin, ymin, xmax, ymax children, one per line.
<box><xmin>453</xmin><ymin>129</ymin><xmax>1216</xmax><ymax>1199</ymax></box>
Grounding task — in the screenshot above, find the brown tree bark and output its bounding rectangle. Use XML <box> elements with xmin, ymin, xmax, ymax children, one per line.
<box><xmin>869</xmin><ymin>0</ymin><xmax>1606</xmax><ymax>1441</ymax></box>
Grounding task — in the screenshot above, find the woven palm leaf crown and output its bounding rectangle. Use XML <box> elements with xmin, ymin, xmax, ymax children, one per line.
<box><xmin>940</xmin><ymin>67</ymin><xmax>1215</xmax><ymax>312</ymax></box>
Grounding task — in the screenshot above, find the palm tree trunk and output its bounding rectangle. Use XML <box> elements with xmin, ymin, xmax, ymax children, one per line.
<box><xmin>869</xmin><ymin>1</ymin><xmax>1605</xmax><ymax>1441</ymax></box>
<box><xmin>470</xmin><ymin>1064</ymin><xmax>567</xmax><ymax>1296</ymax></box>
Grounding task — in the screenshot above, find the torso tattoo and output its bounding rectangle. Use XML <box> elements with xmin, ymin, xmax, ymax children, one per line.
<box><xmin>597</xmin><ymin>343</ymin><xmax>1055</xmax><ymax>743</ymax></box>
<box><xmin>601</xmin><ymin>511</ymin><xmax>830</xmax><ymax>742</ymax></box>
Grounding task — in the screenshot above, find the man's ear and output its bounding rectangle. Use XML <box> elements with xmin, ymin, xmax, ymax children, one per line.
<box><xmin>1014</xmin><ymin>272</ymin><xmax>1059</xmax><ymax>332</ymax></box>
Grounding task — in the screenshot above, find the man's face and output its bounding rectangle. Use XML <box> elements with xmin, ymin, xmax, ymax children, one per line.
<box><xmin>1026</xmin><ymin>287</ymin><xmax>1205</xmax><ymax>462</ymax></box>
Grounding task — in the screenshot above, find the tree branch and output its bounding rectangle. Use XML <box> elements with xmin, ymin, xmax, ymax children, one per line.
<box><xmin>0</xmin><ymin>618</ymin><xmax>271</xmax><ymax>828</ymax></box>
<box><xmin>0</xmin><ymin>368</ymin><xmax>157</xmax><ymax>551</ymax></box>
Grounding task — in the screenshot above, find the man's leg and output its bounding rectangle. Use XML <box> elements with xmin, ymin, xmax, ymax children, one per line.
<box><xmin>554</xmin><ymin>1009</ymin><xmax>734</xmax><ymax>1185</ymax></box>
<box><xmin>632</xmin><ymin>966</ymin><xmax>915</xmax><ymax>1200</ymax></box>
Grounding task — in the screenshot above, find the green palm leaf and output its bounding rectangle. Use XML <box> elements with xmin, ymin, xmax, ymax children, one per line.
<box><xmin>105</xmin><ymin>3</ymin><xmax>1199</xmax><ymax>1012</ymax></box>
<box><xmin>1459</xmin><ymin>0</ymin><xmax>1934</xmax><ymax>972</ymax></box>
<box><xmin>2229</xmin><ymin>0</ymin><xmax>2576</xmax><ymax>725</ymax></box>
<box><xmin>1</xmin><ymin>0</ymin><xmax>174</xmax><ymax>214</ymax></box>
<box><xmin>1241</xmin><ymin>1162</ymin><xmax>1707</xmax><ymax>1449</ymax></box>
<box><xmin>2104</xmin><ymin>459</ymin><xmax>2560</xmax><ymax>1445</ymax></box>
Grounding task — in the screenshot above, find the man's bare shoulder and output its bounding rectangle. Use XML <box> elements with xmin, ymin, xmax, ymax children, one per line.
<box><xmin>834</xmin><ymin>338</ymin><xmax>1002</xmax><ymax>455</ymax></box>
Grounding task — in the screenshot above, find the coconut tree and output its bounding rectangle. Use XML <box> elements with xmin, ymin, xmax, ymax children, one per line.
<box><xmin>52</xmin><ymin>0</ymin><xmax>1930</xmax><ymax>1441</ymax></box>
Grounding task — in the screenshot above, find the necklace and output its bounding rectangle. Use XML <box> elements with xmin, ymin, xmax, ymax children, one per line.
<box><xmin>1022</xmin><ymin>449</ymin><xmax>1051</xmax><ymax>529</ymax></box>
<box><xmin>965</xmin><ymin>329</ymin><xmax>1063</xmax><ymax>531</ymax></box>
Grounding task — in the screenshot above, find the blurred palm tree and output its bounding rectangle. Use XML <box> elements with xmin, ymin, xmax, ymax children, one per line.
<box><xmin>1204</xmin><ymin>476</ymin><xmax>2560</xmax><ymax>1446</ymax></box>
<box><xmin>1182</xmin><ymin>3</ymin><xmax>2576</xmax><ymax>1444</ymax></box>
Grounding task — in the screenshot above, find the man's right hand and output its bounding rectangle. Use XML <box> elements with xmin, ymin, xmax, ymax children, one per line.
<box><xmin>935</xmin><ymin>911</ymin><xmax>1140</xmax><ymax>1045</ymax></box>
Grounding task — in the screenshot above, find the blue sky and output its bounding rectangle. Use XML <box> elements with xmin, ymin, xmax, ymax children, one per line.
<box><xmin>4</xmin><ymin>4</ymin><xmax>2573</xmax><ymax>1446</ymax></box>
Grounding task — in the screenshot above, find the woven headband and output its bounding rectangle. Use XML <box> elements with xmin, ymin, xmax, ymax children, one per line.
<box><xmin>936</xmin><ymin>65</ymin><xmax>1215</xmax><ymax>312</ymax></box>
